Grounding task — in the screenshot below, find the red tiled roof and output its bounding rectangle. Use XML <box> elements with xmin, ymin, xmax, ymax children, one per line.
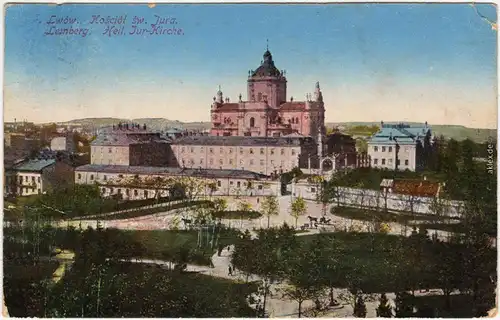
<box><xmin>279</xmin><ymin>102</ymin><xmax>306</xmax><ymax>111</ymax></box>
<box><xmin>216</xmin><ymin>103</ymin><xmax>240</xmax><ymax>111</ymax></box>
<box><xmin>392</xmin><ymin>179</ymin><xmax>440</xmax><ymax>198</ymax></box>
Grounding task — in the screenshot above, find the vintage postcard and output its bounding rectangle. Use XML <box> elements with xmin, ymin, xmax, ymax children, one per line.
<box><xmin>2</xmin><ymin>2</ymin><xmax>497</xmax><ymax>318</ymax></box>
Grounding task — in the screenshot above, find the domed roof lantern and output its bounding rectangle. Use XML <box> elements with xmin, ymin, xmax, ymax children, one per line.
<box><xmin>216</xmin><ymin>85</ymin><xmax>223</xmax><ymax>103</ymax></box>
<box><xmin>251</xmin><ymin>40</ymin><xmax>281</xmax><ymax>77</ymax></box>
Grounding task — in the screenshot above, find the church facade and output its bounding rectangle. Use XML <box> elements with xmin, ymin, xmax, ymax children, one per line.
<box><xmin>210</xmin><ymin>49</ymin><xmax>326</xmax><ymax>141</ymax></box>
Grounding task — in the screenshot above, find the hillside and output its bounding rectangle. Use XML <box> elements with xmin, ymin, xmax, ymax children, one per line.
<box><xmin>328</xmin><ymin>122</ymin><xmax>496</xmax><ymax>143</ymax></box>
<box><xmin>55</xmin><ymin>118</ymin><xmax>211</xmax><ymax>132</ymax></box>
<box><xmin>50</xmin><ymin>118</ymin><xmax>494</xmax><ymax>142</ymax></box>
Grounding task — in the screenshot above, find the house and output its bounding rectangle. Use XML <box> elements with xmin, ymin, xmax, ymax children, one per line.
<box><xmin>379</xmin><ymin>178</ymin><xmax>442</xmax><ymax>198</ymax></box>
<box><xmin>367</xmin><ymin>122</ymin><xmax>432</xmax><ymax>172</ymax></box>
<box><xmin>5</xmin><ymin>159</ymin><xmax>74</xmax><ymax>197</ymax></box>
<box><xmin>74</xmin><ymin>164</ymin><xmax>274</xmax><ymax>199</ymax></box>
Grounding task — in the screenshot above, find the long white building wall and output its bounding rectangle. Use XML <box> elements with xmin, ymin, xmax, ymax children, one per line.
<box><xmin>287</xmin><ymin>182</ymin><xmax>464</xmax><ymax>218</ymax></box>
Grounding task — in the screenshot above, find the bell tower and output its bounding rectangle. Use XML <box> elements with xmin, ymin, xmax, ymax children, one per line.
<box><xmin>247</xmin><ymin>43</ymin><xmax>287</xmax><ymax>107</ymax></box>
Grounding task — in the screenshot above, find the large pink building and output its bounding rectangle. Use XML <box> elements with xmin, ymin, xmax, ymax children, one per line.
<box><xmin>210</xmin><ymin>49</ymin><xmax>326</xmax><ymax>140</ymax></box>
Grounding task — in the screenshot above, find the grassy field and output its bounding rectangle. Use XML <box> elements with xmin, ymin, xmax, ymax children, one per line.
<box><xmin>118</xmin><ymin>229</ymin><xmax>241</xmax><ymax>265</ymax></box>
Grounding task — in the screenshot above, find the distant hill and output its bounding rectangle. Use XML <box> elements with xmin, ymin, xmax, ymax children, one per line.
<box><xmin>49</xmin><ymin>118</ymin><xmax>495</xmax><ymax>143</ymax></box>
<box><xmin>328</xmin><ymin>122</ymin><xmax>496</xmax><ymax>143</ymax></box>
<box><xmin>53</xmin><ymin>118</ymin><xmax>212</xmax><ymax>132</ymax></box>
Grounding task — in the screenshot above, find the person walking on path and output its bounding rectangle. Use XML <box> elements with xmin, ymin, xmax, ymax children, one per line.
<box><xmin>228</xmin><ymin>266</ymin><xmax>233</xmax><ymax>276</ymax></box>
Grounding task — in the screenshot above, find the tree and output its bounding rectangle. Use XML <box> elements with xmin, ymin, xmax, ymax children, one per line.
<box><xmin>353</xmin><ymin>292</ymin><xmax>367</xmax><ymax>318</ymax></box>
<box><xmin>142</xmin><ymin>176</ymin><xmax>174</xmax><ymax>202</ymax></box>
<box><xmin>290</xmin><ymin>167</ymin><xmax>304</xmax><ymax>182</ymax></box>
<box><xmin>395</xmin><ymin>292</ymin><xmax>414</xmax><ymax>318</ymax></box>
<box><xmin>260</xmin><ymin>195</ymin><xmax>279</xmax><ymax>228</ymax></box>
<box><xmin>323</xmin><ymin>172</ymin><xmax>345</xmax><ymax>210</ymax></box>
<box><xmin>290</xmin><ymin>196</ymin><xmax>306</xmax><ymax>228</ymax></box>
<box><xmin>230</xmin><ymin>233</ymin><xmax>256</xmax><ymax>283</ymax></box>
<box><xmin>211</xmin><ymin>198</ymin><xmax>228</xmax><ymax>220</ymax></box>
<box><xmin>283</xmin><ymin>244</ymin><xmax>322</xmax><ymax>318</ymax></box>
<box><xmin>178</xmin><ymin>177</ymin><xmax>207</xmax><ymax>202</ymax></box>
<box><xmin>310</xmin><ymin>235</ymin><xmax>339</xmax><ymax>307</ymax></box>
<box><xmin>237</xmin><ymin>199</ymin><xmax>252</xmax><ymax>213</ymax></box>
<box><xmin>376</xmin><ymin>293</ymin><xmax>393</xmax><ymax>317</ymax></box>
<box><xmin>236</xmin><ymin>199</ymin><xmax>252</xmax><ymax>228</ymax></box>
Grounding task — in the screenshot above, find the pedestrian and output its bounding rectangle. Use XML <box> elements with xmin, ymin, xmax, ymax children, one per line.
<box><xmin>228</xmin><ymin>265</ymin><xmax>233</xmax><ymax>276</ymax></box>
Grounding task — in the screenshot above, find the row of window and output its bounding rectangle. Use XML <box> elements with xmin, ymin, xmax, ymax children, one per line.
<box><xmin>91</xmin><ymin>147</ymin><xmax>126</xmax><ymax>154</ymax></box>
<box><xmin>373</xmin><ymin>146</ymin><xmax>393</xmax><ymax>152</ymax></box>
<box><xmin>18</xmin><ymin>187</ymin><xmax>41</xmax><ymax>195</ymax></box>
<box><xmin>18</xmin><ymin>176</ymin><xmax>41</xmax><ymax>184</ymax></box>
<box><xmin>78</xmin><ymin>173</ymin><xmax>125</xmax><ymax>181</ymax></box>
<box><xmin>180</xmin><ymin>146</ymin><xmax>295</xmax><ymax>156</ymax></box>
<box><xmin>373</xmin><ymin>158</ymin><xmax>409</xmax><ymax>166</ymax></box>
<box><xmin>100</xmin><ymin>180</ymin><xmax>263</xmax><ymax>197</ymax></box>
<box><xmin>183</xmin><ymin>158</ymin><xmax>286</xmax><ymax>167</ymax></box>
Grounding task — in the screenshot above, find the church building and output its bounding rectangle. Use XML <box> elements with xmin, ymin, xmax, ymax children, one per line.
<box><xmin>210</xmin><ymin>48</ymin><xmax>326</xmax><ymax>143</ymax></box>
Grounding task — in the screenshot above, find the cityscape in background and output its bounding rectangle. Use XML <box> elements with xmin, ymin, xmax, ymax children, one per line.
<box><xmin>3</xmin><ymin>3</ymin><xmax>497</xmax><ymax>319</ymax></box>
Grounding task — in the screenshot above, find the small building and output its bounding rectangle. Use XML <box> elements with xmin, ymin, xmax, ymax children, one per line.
<box><xmin>380</xmin><ymin>178</ymin><xmax>442</xmax><ymax>198</ymax></box>
<box><xmin>50</xmin><ymin>134</ymin><xmax>76</xmax><ymax>152</ymax></box>
<box><xmin>5</xmin><ymin>159</ymin><xmax>74</xmax><ymax>197</ymax></box>
<box><xmin>74</xmin><ymin>164</ymin><xmax>273</xmax><ymax>199</ymax></box>
<box><xmin>90</xmin><ymin>123</ymin><xmax>171</xmax><ymax>167</ymax></box>
<box><xmin>165</xmin><ymin>127</ymin><xmax>184</xmax><ymax>139</ymax></box>
<box><xmin>367</xmin><ymin>122</ymin><xmax>432</xmax><ymax>172</ymax></box>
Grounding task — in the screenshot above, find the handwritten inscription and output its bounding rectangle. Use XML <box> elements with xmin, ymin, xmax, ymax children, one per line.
<box><xmin>42</xmin><ymin>14</ymin><xmax>185</xmax><ymax>38</ymax></box>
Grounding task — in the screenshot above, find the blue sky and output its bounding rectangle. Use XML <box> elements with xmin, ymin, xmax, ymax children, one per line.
<box><xmin>4</xmin><ymin>3</ymin><xmax>498</xmax><ymax>128</ymax></box>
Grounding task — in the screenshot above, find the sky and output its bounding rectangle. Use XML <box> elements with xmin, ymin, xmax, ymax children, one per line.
<box><xmin>3</xmin><ymin>3</ymin><xmax>498</xmax><ymax>128</ymax></box>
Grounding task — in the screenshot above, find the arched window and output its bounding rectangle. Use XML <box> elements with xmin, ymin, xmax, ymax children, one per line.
<box><xmin>258</xmin><ymin>92</ymin><xmax>262</xmax><ymax>102</ymax></box>
<box><xmin>295</xmin><ymin>117</ymin><xmax>299</xmax><ymax>124</ymax></box>
<box><xmin>250</xmin><ymin>117</ymin><xmax>255</xmax><ymax>128</ymax></box>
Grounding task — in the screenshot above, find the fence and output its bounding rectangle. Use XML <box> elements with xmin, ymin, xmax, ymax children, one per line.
<box><xmin>291</xmin><ymin>184</ymin><xmax>464</xmax><ymax>218</ymax></box>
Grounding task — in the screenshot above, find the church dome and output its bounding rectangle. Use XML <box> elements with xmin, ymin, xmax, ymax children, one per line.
<box><xmin>251</xmin><ymin>50</ymin><xmax>281</xmax><ymax>77</ymax></box>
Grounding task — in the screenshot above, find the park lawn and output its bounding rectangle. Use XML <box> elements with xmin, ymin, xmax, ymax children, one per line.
<box><xmin>298</xmin><ymin>232</ymin><xmax>443</xmax><ymax>293</ymax></box>
<box><xmin>121</xmin><ymin>229</ymin><xmax>241</xmax><ymax>265</ymax></box>
<box><xmin>90</xmin><ymin>200</ymin><xmax>212</xmax><ymax>220</ymax></box>
<box><xmin>48</xmin><ymin>261</ymin><xmax>258</xmax><ymax>318</ymax></box>
<box><xmin>331</xmin><ymin>206</ymin><xmax>459</xmax><ymax>224</ymax></box>
<box><xmin>214</xmin><ymin>210</ymin><xmax>262</xmax><ymax>219</ymax></box>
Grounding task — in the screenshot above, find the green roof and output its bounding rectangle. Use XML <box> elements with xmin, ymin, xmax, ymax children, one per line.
<box><xmin>13</xmin><ymin>159</ymin><xmax>56</xmax><ymax>172</ymax></box>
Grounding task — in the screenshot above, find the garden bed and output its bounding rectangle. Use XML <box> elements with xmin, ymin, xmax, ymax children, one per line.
<box><xmin>213</xmin><ymin>210</ymin><xmax>262</xmax><ymax>220</ymax></box>
<box><xmin>87</xmin><ymin>200</ymin><xmax>212</xmax><ymax>221</ymax></box>
<box><xmin>331</xmin><ymin>206</ymin><xmax>459</xmax><ymax>224</ymax></box>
